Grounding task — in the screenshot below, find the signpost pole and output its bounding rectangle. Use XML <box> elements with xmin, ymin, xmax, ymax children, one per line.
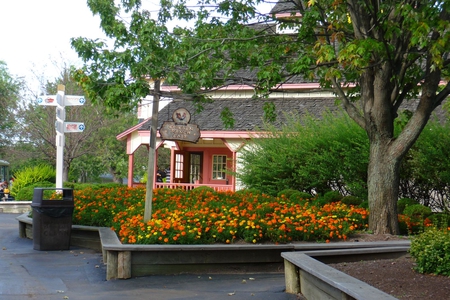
<box><xmin>55</xmin><ymin>85</ymin><xmax>65</xmax><ymax>189</ymax></box>
<box><xmin>36</xmin><ymin>87</ymin><xmax>85</xmax><ymax>189</ymax></box>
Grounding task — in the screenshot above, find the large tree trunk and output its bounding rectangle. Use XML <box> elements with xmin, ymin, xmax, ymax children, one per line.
<box><xmin>367</xmin><ymin>141</ymin><xmax>401</xmax><ymax>235</ymax></box>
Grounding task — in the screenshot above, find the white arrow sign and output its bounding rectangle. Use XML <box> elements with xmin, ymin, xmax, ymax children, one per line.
<box><xmin>64</xmin><ymin>122</ymin><xmax>85</xmax><ymax>133</ymax></box>
<box><xmin>65</xmin><ymin>96</ymin><xmax>86</xmax><ymax>106</ymax></box>
<box><xmin>36</xmin><ymin>95</ymin><xmax>58</xmax><ymax>106</ymax></box>
<box><xmin>37</xmin><ymin>95</ymin><xmax>86</xmax><ymax>106</ymax></box>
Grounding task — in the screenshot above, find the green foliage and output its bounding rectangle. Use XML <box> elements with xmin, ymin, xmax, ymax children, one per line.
<box><xmin>0</xmin><ymin>61</ymin><xmax>21</xmax><ymax>146</ymax></box>
<box><xmin>322</xmin><ymin>190</ymin><xmax>343</xmax><ymax>203</ymax></box>
<box><xmin>397</xmin><ymin>198</ymin><xmax>418</xmax><ymax>214</ymax></box>
<box><xmin>64</xmin><ymin>182</ymin><xmax>124</xmax><ymax>190</ymax></box>
<box><xmin>290</xmin><ymin>191</ymin><xmax>314</xmax><ymax>201</ymax></box>
<box><xmin>341</xmin><ymin>195</ymin><xmax>363</xmax><ymax>206</ymax></box>
<box><xmin>428</xmin><ymin>213</ymin><xmax>450</xmax><ymax>229</ymax></box>
<box><xmin>403</xmin><ymin>204</ymin><xmax>433</xmax><ymax>219</ymax></box>
<box><xmin>277</xmin><ymin>189</ymin><xmax>299</xmax><ymax>198</ymax></box>
<box><xmin>10</xmin><ymin>164</ymin><xmax>55</xmax><ymax>197</ymax></box>
<box><xmin>234</xmin><ymin>188</ymin><xmax>262</xmax><ymax>196</ymax></box>
<box><xmin>410</xmin><ymin>228</ymin><xmax>450</xmax><ymax>276</ymax></box>
<box><xmin>359</xmin><ymin>201</ymin><xmax>369</xmax><ymax>209</ymax></box>
<box><xmin>14</xmin><ymin>181</ymin><xmax>55</xmax><ymax>201</ymax></box>
<box><xmin>239</xmin><ymin>112</ymin><xmax>368</xmax><ymax>197</ymax></box>
<box><xmin>400</xmin><ymin>204</ymin><xmax>433</xmax><ymax>235</ymax></box>
<box><xmin>191</xmin><ymin>186</ymin><xmax>216</xmax><ymax>192</ymax></box>
<box><xmin>400</xmin><ymin>119</ymin><xmax>450</xmax><ymax>210</ymax></box>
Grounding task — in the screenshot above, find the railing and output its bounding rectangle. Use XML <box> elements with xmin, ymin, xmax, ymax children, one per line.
<box><xmin>132</xmin><ymin>182</ymin><xmax>233</xmax><ymax>192</ymax></box>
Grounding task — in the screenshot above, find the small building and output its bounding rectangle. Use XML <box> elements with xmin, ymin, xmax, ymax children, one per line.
<box><xmin>116</xmin><ymin>83</ymin><xmax>339</xmax><ymax>191</ymax></box>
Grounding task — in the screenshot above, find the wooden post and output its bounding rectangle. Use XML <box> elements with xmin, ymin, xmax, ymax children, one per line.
<box><xmin>118</xmin><ymin>251</ymin><xmax>132</xmax><ymax>279</ymax></box>
<box><xmin>106</xmin><ymin>250</ymin><xmax>118</xmax><ymax>280</ymax></box>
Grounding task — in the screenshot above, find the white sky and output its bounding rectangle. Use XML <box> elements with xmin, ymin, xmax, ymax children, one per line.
<box><xmin>0</xmin><ymin>0</ymin><xmax>108</xmax><ymax>92</ymax></box>
<box><xmin>0</xmin><ymin>0</ymin><xmax>274</xmax><ymax>94</ymax></box>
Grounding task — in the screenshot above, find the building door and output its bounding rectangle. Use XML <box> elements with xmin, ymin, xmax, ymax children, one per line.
<box><xmin>190</xmin><ymin>153</ymin><xmax>202</xmax><ymax>183</ymax></box>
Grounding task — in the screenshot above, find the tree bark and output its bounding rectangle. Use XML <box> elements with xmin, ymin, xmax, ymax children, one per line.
<box><xmin>367</xmin><ymin>141</ymin><xmax>401</xmax><ymax>235</ymax></box>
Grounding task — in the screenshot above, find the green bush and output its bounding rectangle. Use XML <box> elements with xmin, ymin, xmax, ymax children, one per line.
<box><xmin>238</xmin><ymin>112</ymin><xmax>369</xmax><ymax>198</ymax></box>
<box><xmin>428</xmin><ymin>213</ymin><xmax>450</xmax><ymax>229</ymax></box>
<box><xmin>277</xmin><ymin>189</ymin><xmax>299</xmax><ymax>198</ymax></box>
<box><xmin>403</xmin><ymin>204</ymin><xmax>432</xmax><ymax>219</ymax></box>
<box><xmin>341</xmin><ymin>195</ymin><xmax>363</xmax><ymax>206</ymax></box>
<box><xmin>14</xmin><ymin>181</ymin><xmax>55</xmax><ymax>201</ymax></box>
<box><xmin>323</xmin><ymin>191</ymin><xmax>343</xmax><ymax>203</ymax></box>
<box><xmin>235</xmin><ymin>188</ymin><xmax>262</xmax><ymax>196</ymax></box>
<box><xmin>359</xmin><ymin>200</ymin><xmax>369</xmax><ymax>209</ymax></box>
<box><xmin>290</xmin><ymin>191</ymin><xmax>313</xmax><ymax>200</ymax></box>
<box><xmin>189</xmin><ymin>186</ymin><xmax>216</xmax><ymax>199</ymax></box>
<box><xmin>64</xmin><ymin>182</ymin><xmax>124</xmax><ymax>190</ymax></box>
<box><xmin>397</xmin><ymin>198</ymin><xmax>418</xmax><ymax>214</ymax></box>
<box><xmin>401</xmin><ymin>119</ymin><xmax>450</xmax><ymax>210</ymax></box>
<box><xmin>410</xmin><ymin>228</ymin><xmax>450</xmax><ymax>276</ymax></box>
<box><xmin>10</xmin><ymin>164</ymin><xmax>55</xmax><ymax>197</ymax></box>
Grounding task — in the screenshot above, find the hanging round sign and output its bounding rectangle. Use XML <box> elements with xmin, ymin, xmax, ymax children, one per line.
<box><xmin>172</xmin><ymin>108</ymin><xmax>191</xmax><ymax>125</ymax></box>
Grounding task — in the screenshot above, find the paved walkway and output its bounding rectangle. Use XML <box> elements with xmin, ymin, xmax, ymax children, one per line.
<box><xmin>0</xmin><ymin>213</ymin><xmax>298</xmax><ymax>300</ymax></box>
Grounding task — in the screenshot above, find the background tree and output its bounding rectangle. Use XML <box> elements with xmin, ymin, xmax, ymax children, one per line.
<box><xmin>72</xmin><ymin>0</ymin><xmax>450</xmax><ymax>234</ymax></box>
<box><xmin>0</xmin><ymin>61</ymin><xmax>22</xmax><ymax>157</ymax></box>
<box><xmin>15</xmin><ymin>66</ymin><xmax>138</xmax><ymax>182</ymax></box>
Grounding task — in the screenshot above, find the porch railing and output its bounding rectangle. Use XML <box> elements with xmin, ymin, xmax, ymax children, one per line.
<box><xmin>132</xmin><ymin>182</ymin><xmax>233</xmax><ymax>192</ymax></box>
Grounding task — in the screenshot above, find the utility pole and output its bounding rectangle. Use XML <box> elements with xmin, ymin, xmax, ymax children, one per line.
<box><xmin>144</xmin><ymin>80</ymin><xmax>160</xmax><ymax>222</ymax></box>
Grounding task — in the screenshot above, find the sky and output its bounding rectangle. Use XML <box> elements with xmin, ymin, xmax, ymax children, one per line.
<box><xmin>0</xmin><ymin>0</ymin><xmax>108</xmax><ymax>92</ymax></box>
<box><xmin>0</xmin><ymin>0</ymin><xmax>274</xmax><ymax>94</ymax></box>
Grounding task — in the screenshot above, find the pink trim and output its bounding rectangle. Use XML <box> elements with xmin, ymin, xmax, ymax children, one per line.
<box><xmin>117</xmin><ymin>117</ymin><xmax>151</xmax><ymax>140</ymax></box>
<box><xmin>128</xmin><ymin>154</ymin><xmax>134</xmax><ymax>187</ymax></box>
<box><xmin>157</xmin><ymin>82</ymin><xmax>354</xmax><ymax>93</ymax></box>
<box><xmin>134</xmin><ymin>182</ymin><xmax>233</xmax><ymax>192</ymax></box>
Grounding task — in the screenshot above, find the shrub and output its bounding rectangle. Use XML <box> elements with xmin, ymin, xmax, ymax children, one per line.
<box><xmin>277</xmin><ymin>189</ymin><xmax>298</xmax><ymax>198</ymax></box>
<box><xmin>323</xmin><ymin>191</ymin><xmax>343</xmax><ymax>203</ymax></box>
<box><xmin>341</xmin><ymin>195</ymin><xmax>363</xmax><ymax>206</ymax></box>
<box><xmin>429</xmin><ymin>213</ymin><xmax>450</xmax><ymax>229</ymax></box>
<box><xmin>10</xmin><ymin>164</ymin><xmax>55</xmax><ymax>197</ymax></box>
<box><xmin>189</xmin><ymin>186</ymin><xmax>217</xmax><ymax>199</ymax></box>
<box><xmin>235</xmin><ymin>188</ymin><xmax>262</xmax><ymax>196</ymax></box>
<box><xmin>191</xmin><ymin>186</ymin><xmax>216</xmax><ymax>193</ymax></box>
<box><xmin>238</xmin><ymin>112</ymin><xmax>369</xmax><ymax>198</ymax></box>
<box><xmin>290</xmin><ymin>191</ymin><xmax>313</xmax><ymax>201</ymax></box>
<box><xmin>410</xmin><ymin>228</ymin><xmax>450</xmax><ymax>276</ymax></box>
<box><xmin>14</xmin><ymin>181</ymin><xmax>55</xmax><ymax>201</ymax></box>
<box><xmin>359</xmin><ymin>200</ymin><xmax>369</xmax><ymax>209</ymax></box>
<box><xmin>403</xmin><ymin>204</ymin><xmax>432</xmax><ymax>219</ymax></box>
<box><xmin>398</xmin><ymin>204</ymin><xmax>433</xmax><ymax>235</ymax></box>
<box><xmin>397</xmin><ymin>198</ymin><xmax>418</xmax><ymax>214</ymax></box>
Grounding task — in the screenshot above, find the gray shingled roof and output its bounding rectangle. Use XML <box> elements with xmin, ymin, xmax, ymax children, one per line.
<box><xmin>138</xmin><ymin>98</ymin><xmax>340</xmax><ymax>132</ymax></box>
<box><xmin>270</xmin><ymin>0</ymin><xmax>299</xmax><ymax>15</ymax></box>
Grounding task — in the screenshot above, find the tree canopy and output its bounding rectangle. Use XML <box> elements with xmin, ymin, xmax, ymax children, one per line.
<box><xmin>0</xmin><ymin>61</ymin><xmax>21</xmax><ymax>153</ymax></box>
<box><xmin>72</xmin><ymin>0</ymin><xmax>450</xmax><ymax>234</ymax></box>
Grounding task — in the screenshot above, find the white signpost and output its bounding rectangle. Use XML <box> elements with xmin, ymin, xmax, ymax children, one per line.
<box><xmin>37</xmin><ymin>85</ymin><xmax>85</xmax><ymax>188</ymax></box>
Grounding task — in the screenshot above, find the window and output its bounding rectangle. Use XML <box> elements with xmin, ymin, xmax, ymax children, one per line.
<box><xmin>212</xmin><ymin>155</ymin><xmax>227</xmax><ymax>180</ymax></box>
<box><xmin>175</xmin><ymin>154</ymin><xmax>184</xmax><ymax>179</ymax></box>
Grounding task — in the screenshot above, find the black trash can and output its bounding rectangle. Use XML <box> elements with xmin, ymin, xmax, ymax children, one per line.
<box><xmin>31</xmin><ymin>188</ymin><xmax>74</xmax><ymax>251</ymax></box>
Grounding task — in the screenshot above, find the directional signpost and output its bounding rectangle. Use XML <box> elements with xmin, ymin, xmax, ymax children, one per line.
<box><xmin>37</xmin><ymin>85</ymin><xmax>85</xmax><ymax>188</ymax></box>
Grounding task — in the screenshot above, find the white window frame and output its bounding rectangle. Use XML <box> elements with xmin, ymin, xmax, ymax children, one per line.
<box><xmin>212</xmin><ymin>155</ymin><xmax>227</xmax><ymax>180</ymax></box>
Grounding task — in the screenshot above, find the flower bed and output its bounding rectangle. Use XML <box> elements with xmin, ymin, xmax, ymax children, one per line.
<box><xmin>72</xmin><ymin>186</ymin><xmax>369</xmax><ymax>245</ymax></box>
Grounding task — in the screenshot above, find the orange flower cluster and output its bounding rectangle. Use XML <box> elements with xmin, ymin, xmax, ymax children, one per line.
<box><xmin>73</xmin><ymin>186</ymin><xmax>369</xmax><ymax>245</ymax></box>
<box><xmin>398</xmin><ymin>214</ymin><xmax>433</xmax><ymax>235</ymax></box>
